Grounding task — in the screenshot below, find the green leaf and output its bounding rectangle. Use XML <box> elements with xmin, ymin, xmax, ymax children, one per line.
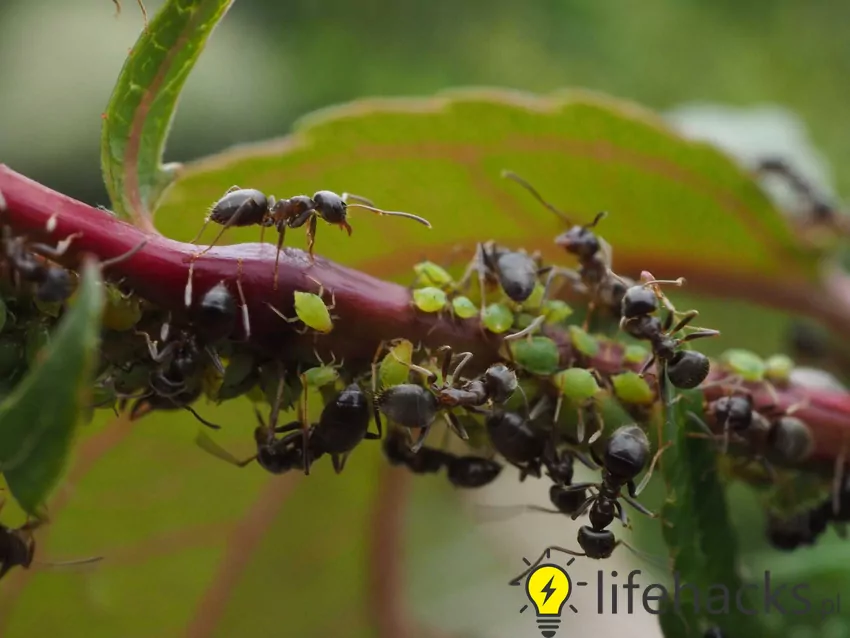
<box><xmin>100</xmin><ymin>0</ymin><xmax>234</xmax><ymax>228</ymax></box>
<box><xmin>0</xmin><ymin>261</ymin><xmax>104</xmax><ymax>514</ymax></box>
<box><xmin>658</xmin><ymin>379</ymin><xmax>764</xmax><ymax>637</ymax></box>
<box><xmin>154</xmin><ymin>89</ymin><xmax>823</xmax><ymax>300</ymax></box>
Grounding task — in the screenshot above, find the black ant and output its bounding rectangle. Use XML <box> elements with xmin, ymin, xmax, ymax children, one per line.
<box><xmin>501</xmin><ymin>170</ymin><xmax>632</xmax><ymax>325</ymax></box>
<box><xmin>184</xmin><ymin>259</ymin><xmax>252</xmax><ymax>342</ymax></box>
<box><xmin>375</xmin><ymin>347</ymin><xmax>518</xmax><ymax>451</ymax></box>
<box><xmin>1</xmin><ymin>226</ymin><xmax>79</xmax><ymax>304</ymax></box>
<box><xmin>445</xmin><ymin>455</ymin><xmax>503</xmax><ymax>488</ymax></box>
<box><xmin>189</xmin><ymin>186</ymin><xmax>431</xmax><ymax>287</ymax></box>
<box><xmin>620</xmin><ymin>271</ymin><xmax>718</xmax><ymax>391</ymax></box>
<box><xmin>383</xmin><ymin>429</ymin><xmax>449</xmax><ymax>475</ymax></box>
<box><xmin>688</xmin><ymin>395</ymin><xmax>813</xmax><ymax>469</ymax></box>
<box><xmin>756</xmin><ymin>157</ymin><xmax>842</xmax><ymax>230</ymax></box>
<box><xmin>198</xmin><ymin>379</ymin><xmax>379</xmax><ymax>475</ymax></box>
<box><xmin>765</xmin><ymin>504</ymin><xmax>831</xmax><ymax>552</ymax></box>
<box><xmin>510</xmin><ymin>425</ymin><xmax>666</xmax><ymax>583</ymax></box>
<box><xmin>0</xmin><ymin>505</ymin><xmax>102</xmax><ymax>580</ymax></box>
<box><xmin>457</xmin><ymin>240</ymin><xmax>549</xmax><ymax>309</ymax></box>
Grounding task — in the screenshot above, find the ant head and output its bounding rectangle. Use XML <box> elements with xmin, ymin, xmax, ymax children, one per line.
<box><xmin>312</xmin><ymin>190</ymin><xmax>347</xmax><ymax>224</ymax></box>
<box><xmin>604</xmin><ymin>425</ymin><xmax>649</xmax><ymax>481</ymax></box>
<box><xmin>554</xmin><ymin>225</ymin><xmax>600</xmax><ymax>260</ymax></box>
<box><xmin>667</xmin><ymin>350</ymin><xmax>711</xmax><ymax>389</ymax></box>
<box><xmin>483</xmin><ymin>363</ymin><xmax>518</xmax><ymax>404</ymax></box>
<box><xmin>621</xmin><ymin>285</ymin><xmax>659</xmax><ymax>319</ymax></box>
<box><xmin>577</xmin><ymin>525</ymin><xmax>616</xmax><ymax>559</ymax></box>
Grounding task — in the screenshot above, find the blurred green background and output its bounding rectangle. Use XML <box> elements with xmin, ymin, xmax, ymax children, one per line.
<box><xmin>2</xmin><ymin>1</ymin><xmax>850</xmax><ymax>637</ymax></box>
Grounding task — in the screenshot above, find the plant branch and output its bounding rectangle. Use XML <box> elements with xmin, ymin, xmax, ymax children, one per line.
<box><xmin>1</xmin><ymin>164</ymin><xmax>850</xmax><ymax>473</ymax></box>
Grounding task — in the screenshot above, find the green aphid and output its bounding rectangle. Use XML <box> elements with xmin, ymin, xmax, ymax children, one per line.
<box><xmin>218</xmin><ymin>351</ymin><xmax>259</xmax><ymax>401</ymax></box>
<box><xmin>552</xmin><ymin>367</ymin><xmax>601</xmax><ymax>443</ymax></box>
<box><xmin>624</xmin><ymin>344</ymin><xmax>650</xmax><ymax>365</ymax></box>
<box><xmin>102</xmin><ymin>285</ymin><xmax>143</xmax><ymax>332</ymax></box>
<box><xmin>413</xmin><ymin>286</ymin><xmax>448</xmax><ymax>313</ymax></box>
<box><xmin>508</xmin><ymin>336</ymin><xmax>560</xmax><ymax>376</ymax></box>
<box><xmin>482</xmin><ymin>303</ymin><xmax>514</xmax><ymax>334</ymax></box>
<box><xmin>378</xmin><ymin>339</ymin><xmax>413</xmax><ymax>389</ymax></box>
<box><xmin>542</xmin><ymin>300</ymin><xmax>573</xmax><ymax>325</ymax></box>
<box><xmin>611</xmin><ymin>372</ymin><xmax>655</xmax><ymax>405</ymax></box>
<box><xmin>553</xmin><ymin>368</ymin><xmax>600</xmax><ymax>403</ymax></box>
<box><xmin>413</xmin><ymin>261</ymin><xmax>454</xmax><ymax>289</ymax></box>
<box><xmin>268</xmin><ymin>278</ymin><xmax>336</xmax><ymax>333</ymax></box>
<box><xmin>514</xmin><ymin>313</ymin><xmax>538</xmax><ymax>330</ymax></box>
<box><xmin>451</xmin><ymin>296</ymin><xmax>478</xmax><ymax>319</ymax></box>
<box><xmin>568</xmin><ymin>325</ymin><xmax>600</xmax><ymax>358</ymax></box>
<box><xmin>722</xmin><ymin>348</ymin><xmax>766</xmax><ymax>382</ymax></box>
<box><xmin>301</xmin><ymin>354</ymin><xmax>343</xmax><ymax>389</ymax></box>
<box><xmin>765</xmin><ymin>354</ymin><xmax>794</xmax><ymax>384</ymax></box>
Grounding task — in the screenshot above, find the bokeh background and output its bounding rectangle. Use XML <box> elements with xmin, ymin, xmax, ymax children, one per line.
<box><xmin>2</xmin><ymin>1</ymin><xmax>850</xmax><ymax>637</ymax></box>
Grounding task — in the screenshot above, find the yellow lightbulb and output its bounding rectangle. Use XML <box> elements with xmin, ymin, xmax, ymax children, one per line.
<box><xmin>525</xmin><ymin>563</ymin><xmax>572</xmax><ymax>638</ymax></box>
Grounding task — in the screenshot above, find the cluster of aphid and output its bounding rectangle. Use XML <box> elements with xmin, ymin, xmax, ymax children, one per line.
<box><xmin>0</xmin><ymin>169</ymin><xmax>831</xmax><ymax>590</ymax></box>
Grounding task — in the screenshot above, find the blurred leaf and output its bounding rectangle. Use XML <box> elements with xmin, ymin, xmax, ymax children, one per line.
<box><xmin>156</xmin><ymin>89</ymin><xmax>823</xmax><ymax>295</ymax></box>
<box><xmin>658</xmin><ymin>381</ymin><xmax>763</xmax><ymax>637</ymax></box>
<box><xmin>0</xmin><ymin>261</ymin><xmax>104</xmax><ymax>514</ymax></box>
<box><xmin>101</xmin><ymin>0</ymin><xmax>234</xmax><ymax>229</ymax></box>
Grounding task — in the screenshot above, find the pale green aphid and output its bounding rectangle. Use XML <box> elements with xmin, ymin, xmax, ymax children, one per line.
<box><xmin>611</xmin><ymin>372</ymin><xmax>655</xmax><ymax>405</ymax></box>
<box><xmin>765</xmin><ymin>354</ymin><xmax>794</xmax><ymax>384</ymax></box>
<box><xmin>624</xmin><ymin>344</ymin><xmax>650</xmax><ymax>365</ymax></box>
<box><xmin>568</xmin><ymin>325</ymin><xmax>600</xmax><ymax>358</ymax></box>
<box><xmin>378</xmin><ymin>339</ymin><xmax>414</xmax><ymax>388</ymax></box>
<box><xmin>542</xmin><ymin>300</ymin><xmax>573</xmax><ymax>325</ymax></box>
<box><xmin>482</xmin><ymin>302</ymin><xmax>514</xmax><ymax>333</ymax></box>
<box><xmin>413</xmin><ymin>286</ymin><xmax>448</xmax><ymax>313</ymax></box>
<box><xmin>302</xmin><ymin>361</ymin><xmax>341</xmax><ymax>389</ymax></box>
<box><xmin>413</xmin><ymin>261</ymin><xmax>454</xmax><ymax>289</ymax></box>
<box><xmin>552</xmin><ymin>367</ymin><xmax>601</xmax><ymax>443</ymax></box>
<box><xmin>102</xmin><ymin>283</ymin><xmax>142</xmax><ymax>331</ymax></box>
<box><xmin>522</xmin><ymin>283</ymin><xmax>546</xmax><ymax>310</ymax></box>
<box><xmin>553</xmin><ymin>367</ymin><xmax>600</xmax><ymax>402</ymax></box>
<box><xmin>451</xmin><ymin>295</ymin><xmax>478</xmax><ymax>319</ymax></box>
<box><xmin>268</xmin><ymin>279</ymin><xmax>336</xmax><ymax>333</ymax></box>
<box><xmin>508</xmin><ymin>336</ymin><xmax>560</xmax><ymax>376</ymax></box>
<box><xmin>721</xmin><ymin>348</ymin><xmax>766</xmax><ymax>382</ymax></box>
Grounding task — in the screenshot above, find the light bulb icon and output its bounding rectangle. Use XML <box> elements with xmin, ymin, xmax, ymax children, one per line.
<box><xmin>525</xmin><ymin>563</ymin><xmax>572</xmax><ymax>638</ymax></box>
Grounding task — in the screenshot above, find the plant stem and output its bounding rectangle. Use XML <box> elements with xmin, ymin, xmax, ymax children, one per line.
<box><xmin>1</xmin><ymin>164</ymin><xmax>849</xmax><ymax>472</ymax></box>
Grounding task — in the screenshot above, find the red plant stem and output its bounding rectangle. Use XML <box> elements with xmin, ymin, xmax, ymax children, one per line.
<box><xmin>1</xmin><ymin>164</ymin><xmax>849</xmax><ymax>472</ymax></box>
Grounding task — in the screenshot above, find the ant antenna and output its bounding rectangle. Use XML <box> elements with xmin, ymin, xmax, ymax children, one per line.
<box><xmin>34</xmin><ymin>556</ymin><xmax>104</xmax><ymax>569</ymax></box>
<box><xmin>100</xmin><ymin>238</ymin><xmax>150</xmax><ymax>270</ymax></box>
<box><xmin>341</xmin><ymin>199</ymin><xmax>432</xmax><ymax>228</ymax></box>
<box><xmin>501</xmin><ymin>170</ymin><xmax>573</xmax><ymax>225</ymax></box>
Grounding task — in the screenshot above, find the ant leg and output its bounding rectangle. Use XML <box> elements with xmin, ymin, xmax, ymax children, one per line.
<box><xmin>409</xmin><ymin>422</ymin><xmax>433</xmax><ymax>454</ymax></box>
<box><xmin>298</xmin><ymin>379</ymin><xmax>313</xmax><ymax>476</ymax></box>
<box><xmin>679</xmin><ymin>329</ymin><xmax>721</xmax><ymax>343</ymax></box>
<box><xmin>445</xmin><ymin>411</ymin><xmax>469</xmax><ymax>441</ymax></box>
<box><xmin>638</xmin><ymin>355</ymin><xmax>657</xmax><ymax>377</ymax></box>
<box><xmin>614</xmin><ymin>500</ymin><xmax>631</xmax><ymax>527</ymax></box>
<box><xmin>195</xmin><ymin>431</ymin><xmax>258</xmax><ymax>468</ymax></box>
<box><xmin>508</xmin><ymin>545</ymin><xmax>586</xmax><ymax>586</ymax></box>
<box><xmin>393</xmin><ymin>352</ymin><xmax>438</xmax><ymax>386</ymax></box>
<box><xmin>668</xmin><ymin>310</ymin><xmax>699</xmax><ymax>335</ymax></box>
<box><xmin>183</xmin><ymin>405</ymin><xmax>222</xmax><ymax>430</ymax></box>
<box><xmin>622</xmin><ymin>491</ymin><xmax>657</xmax><ymax>519</ymax></box>
<box><xmin>587</xmin><ymin>405</ymin><xmax>604</xmax><ymax>446</ymax></box>
<box><xmin>448</xmin><ymin>351</ymin><xmax>474</xmax><ymax>383</ymax></box>
<box><xmin>272</xmin><ymin>222</ymin><xmax>287</xmax><ymax>291</ymax></box>
<box><xmin>633</xmin><ymin>441</ymin><xmax>672</xmax><ymax>496</ymax></box>
<box><xmin>306</xmin><ymin>214</ymin><xmax>318</xmax><ymax>261</ymax></box>
<box><xmin>332</xmin><ymin>453</ymin><xmax>349</xmax><ymax>474</ymax></box>
<box><xmin>503</xmin><ymin>315</ymin><xmax>545</xmax><ymax>342</ymax></box>
<box><xmin>562</xmin><ymin>482</ymin><xmax>597</xmax><ymax>493</ymax></box>
<box><xmin>569</xmin><ymin>494</ymin><xmax>597</xmax><ymax>521</ymax></box>
<box><xmin>437</xmin><ymin>345</ymin><xmax>454</xmax><ymax>383</ymax></box>
<box><xmin>235</xmin><ymin>259</ymin><xmax>251</xmax><ymax>340</ymax></box>
<box><xmin>29</xmin><ymin>232</ymin><xmax>84</xmax><ymax>259</ymax></box>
